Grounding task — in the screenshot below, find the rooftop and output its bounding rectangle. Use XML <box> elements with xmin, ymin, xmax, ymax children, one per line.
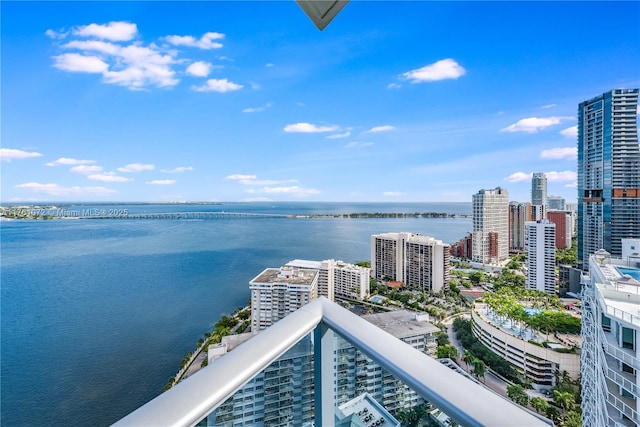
<box><xmin>250</xmin><ymin>266</ymin><xmax>318</xmax><ymax>286</ymax></box>
<box><xmin>337</xmin><ymin>393</ymin><xmax>399</xmax><ymax>427</ymax></box>
<box><xmin>362</xmin><ymin>310</ymin><xmax>439</xmax><ymax>340</ymax></box>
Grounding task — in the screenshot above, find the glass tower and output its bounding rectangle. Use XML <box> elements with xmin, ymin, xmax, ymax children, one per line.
<box><xmin>577</xmin><ymin>89</ymin><xmax>640</xmax><ymax>270</ymax></box>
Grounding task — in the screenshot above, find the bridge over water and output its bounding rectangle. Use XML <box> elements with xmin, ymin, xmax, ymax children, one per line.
<box><xmin>80</xmin><ymin>212</ymin><xmax>293</xmax><ymax>220</ymax></box>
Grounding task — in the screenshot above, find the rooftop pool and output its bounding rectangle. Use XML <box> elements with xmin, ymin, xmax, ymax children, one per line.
<box><xmin>617</xmin><ymin>266</ymin><xmax>640</xmax><ymax>281</ymax></box>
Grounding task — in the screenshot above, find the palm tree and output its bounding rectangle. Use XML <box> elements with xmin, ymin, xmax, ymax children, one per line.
<box><xmin>530</xmin><ymin>397</ymin><xmax>549</xmax><ymax>415</ymax></box>
<box><xmin>472</xmin><ymin>358</ymin><xmax>486</xmax><ymax>383</ymax></box>
<box><xmin>462</xmin><ymin>350</ymin><xmax>475</xmax><ymax>371</ymax></box>
<box><xmin>553</xmin><ymin>390</ymin><xmax>574</xmax><ymax>414</ymax></box>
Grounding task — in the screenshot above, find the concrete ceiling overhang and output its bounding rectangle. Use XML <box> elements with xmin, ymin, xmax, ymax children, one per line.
<box><xmin>296</xmin><ymin>0</ymin><xmax>350</xmax><ymax>31</ymax></box>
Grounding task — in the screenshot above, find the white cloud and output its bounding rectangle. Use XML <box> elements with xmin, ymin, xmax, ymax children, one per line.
<box><xmin>265</xmin><ymin>63</ymin><xmax>274</xmax><ymax>67</ymax></box>
<box><xmin>117</xmin><ymin>163</ymin><xmax>155</xmax><ymax>173</ymax></box>
<box><xmin>250</xmin><ymin>82</ymin><xmax>261</xmax><ymax>90</ymax></box>
<box><xmin>283</xmin><ymin>123</ymin><xmax>339</xmax><ymax>133</ymax></box>
<box><xmin>16</xmin><ymin>182</ymin><xmax>116</xmax><ymax>196</ymax></box>
<box><xmin>70</xmin><ymin>165</ymin><xmax>103</xmax><ymax>174</ymax></box>
<box><xmin>52</xmin><ymin>27</ymin><xmax>180</xmax><ymax>89</ymax></box>
<box><xmin>164</xmin><ymin>32</ymin><xmax>225</xmax><ymax>49</ymax></box>
<box><xmin>88</xmin><ymin>173</ymin><xmax>132</xmax><ymax>182</ymax></box>
<box><xmin>402</xmin><ymin>59</ymin><xmax>466</xmax><ymax>83</ymax></box>
<box><xmin>383</xmin><ymin>191</ymin><xmax>405</xmax><ymax>197</ymax></box>
<box><xmin>226</xmin><ymin>174</ymin><xmax>296</xmax><ymax>186</ymax></box>
<box><xmin>46</xmin><ymin>157</ymin><xmax>95</xmax><ymax>166</ymax></box>
<box><xmin>192</xmin><ymin>78</ymin><xmax>243</xmax><ymax>93</ymax></box>
<box><xmin>345</xmin><ymin>141</ymin><xmax>374</xmax><ymax>148</ymax></box>
<box><xmin>45</xmin><ymin>29</ymin><xmax>68</xmax><ymax>39</ymax></box>
<box><xmin>504</xmin><ymin>170</ymin><xmax>577</xmax><ymax>184</ymax></box>
<box><xmin>387</xmin><ymin>83</ymin><xmax>401</xmax><ymax>89</ymax></box>
<box><xmin>186</xmin><ymin>61</ymin><xmax>213</xmax><ymax>77</ymax></box>
<box><xmin>327</xmin><ymin>131</ymin><xmax>351</xmax><ymax>139</ymax></box>
<box><xmin>103</xmin><ymin>45</ymin><xmax>178</xmax><ymax>89</ymax></box>
<box><xmin>541</xmin><ymin>103</ymin><xmax>556</xmax><ymax>109</ymax></box>
<box><xmin>161</xmin><ymin>166</ymin><xmax>194</xmax><ymax>173</ymax></box>
<box><xmin>364</xmin><ymin>125</ymin><xmax>395</xmax><ymax>133</ymax></box>
<box><xmin>546</xmin><ymin>170</ymin><xmax>577</xmax><ymax>182</ymax></box>
<box><xmin>55</xmin><ymin>40</ymin><xmax>178</xmax><ymax>89</ymax></box>
<box><xmin>73</xmin><ymin>21</ymin><xmax>138</xmax><ymax>41</ymax></box>
<box><xmin>560</xmin><ymin>125</ymin><xmax>578</xmax><ymax>139</ymax></box>
<box><xmin>540</xmin><ymin>147</ymin><xmax>577</xmax><ymax>160</ymax></box>
<box><xmin>1</xmin><ymin>148</ymin><xmax>43</xmax><ymax>162</ymax></box>
<box><xmin>226</xmin><ymin>174</ymin><xmax>257</xmax><ymax>181</ymax></box>
<box><xmin>147</xmin><ymin>179</ymin><xmax>175</xmax><ymax>185</ymax></box>
<box><xmin>500</xmin><ymin>116</ymin><xmax>570</xmax><ymax>133</ymax></box>
<box><xmin>504</xmin><ymin>172</ymin><xmax>532</xmax><ymax>183</ymax></box>
<box><xmin>242</xmin><ymin>103</ymin><xmax>273</xmax><ymax>113</ymax></box>
<box><xmin>245</xmin><ymin>186</ymin><xmax>320</xmax><ymax>196</ymax></box>
<box><xmin>63</xmin><ymin>40</ymin><xmax>121</xmax><ymax>55</ymax></box>
<box><xmin>53</xmin><ymin>53</ymin><xmax>109</xmax><ymax>73</ymax></box>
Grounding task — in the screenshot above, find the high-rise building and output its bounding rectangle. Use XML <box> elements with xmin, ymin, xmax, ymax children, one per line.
<box><xmin>334</xmin><ymin>310</ymin><xmax>439</xmax><ymax>412</ymax></box>
<box><xmin>547</xmin><ymin>195</ymin><xmax>566</xmax><ymax>211</ymax></box>
<box><xmin>472</xmin><ymin>187</ymin><xmax>509</xmax><ymax>264</ymax></box>
<box><xmin>371</xmin><ymin>233</ymin><xmax>450</xmax><ymax>293</ymax></box>
<box><xmin>525</xmin><ymin>220</ymin><xmax>556</xmax><ymax>294</ymax></box>
<box><xmin>581</xmin><ymin>249</ymin><xmax>640</xmax><ymax>426</ymax></box>
<box><xmin>577</xmin><ymin>88</ymin><xmax>640</xmax><ymax>270</ymax></box>
<box><xmin>509</xmin><ymin>201</ymin><xmax>532</xmax><ymax>252</ymax></box>
<box><xmin>208</xmin><ymin>309</ymin><xmax>438</xmax><ymax>427</ymax></box>
<box><xmin>249</xmin><ymin>266</ymin><xmax>318</xmax><ymax>333</ymax></box>
<box><xmin>547</xmin><ymin>210</ymin><xmax>571</xmax><ymax>250</ymax></box>
<box><xmin>531</xmin><ymin>173</ymin><xmax>548</xmax><ymax>220</ymax></box>
<box><xmin>450</xmin><ymin>232</ymin><xmax>473</xmax><ymax>259</ymax></box>
<box><xmin>286</xmin><ymin>259</ymin><xmax>370</xmax><ymax>301</ymax></box>
<box><xmin>208</xmin><ymin>335</ymin><xmax>315</xmax><ymax>427</ymax></box>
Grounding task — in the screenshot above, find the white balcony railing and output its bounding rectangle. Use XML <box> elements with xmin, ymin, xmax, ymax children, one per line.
<box><xmin>113</xmin><ymin>297</ymin><xmax>551</xmax><ymax>427</ymax></box>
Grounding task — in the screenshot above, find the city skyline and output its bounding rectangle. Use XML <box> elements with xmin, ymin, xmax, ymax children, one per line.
<box><xmin>2</xmin><ymin>1</ymin><xmax>639</xmax><ymax>203</ymax></box>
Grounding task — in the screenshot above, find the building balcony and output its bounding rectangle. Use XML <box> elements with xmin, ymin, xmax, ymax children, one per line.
<box><xmin>113</xmin><ymin>298</ymin><xmax>551</xmax><ymax>427</ymax></box>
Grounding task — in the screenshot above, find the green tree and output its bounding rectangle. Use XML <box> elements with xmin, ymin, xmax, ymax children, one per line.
<box><xmin>436</xmin><ymin>331</ymin><xmax>450</xmax><ymax>346</ymax></box>
<box><xmin>436</xmin><ymin>344</ymin><xmax>458</xmax><ymax>360</ymax></box>
<box><xmin>507</xmin><ymin>384</ymin><xmax>529</xmax><ymax>407</ymax></box>
<box><xmin>563</xmin><ymin>411</ymin><xmax>582</xmax><ymax>427</ymax></box>
<box><xmin>545</xmin><ymin>406</ymin><xmax>561</xmax><ymax>424</ymax></box>
<box><xmin>462</xmin><ymin>349</ymin><xmax>475</xmax><ymax>370</ymax></box>
<box><xmin>530</xmin><ymin>397</ymin><xmax>549</xmax><ymax>415</ymax></box>
<box><xmin>472</xmin><ymin>358</ymin><xmax>486</xmax><ymax>382</ymax></box>
<box><xmin>469</xmin><ymin>271</ymin><xmax>485</xmax><ymax>285</ymax></box>
<box><xmin>553</xmin><ymin>390</ymin><xmax>575</xmax><ymax>414</ymax></box>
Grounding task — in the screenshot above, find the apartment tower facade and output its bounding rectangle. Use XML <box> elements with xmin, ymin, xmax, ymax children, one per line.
<box><xmin>249</xmin><ymin>266</ymin><xmax>318</xmax><ymax>333</ymax></box>
<box><xmin>531</xmin><ymin>172</ymin><xmax>548</xmax><ymax>220</ymax></box>
<box><xmin>578</xmin><ymin>89</ymin><xmax>640</xmax><ymax>270</ymax></box>
<box><xmin>286</xmin><ymin>259</ymin><xmax>370</xmax><ymax>301</ymax></box>
<box><xmin>472</xmin><ymin>187</ymin><xmax>509</xmax><ymax>264</ymax></box>
<box><xmin>509</xmin><ymin>201</ymin><xmax>532</xmax><ymax>252</ymax></box>
<box><xmin>581</xmin><ymin>250</ymin><xmax>640</xmax><ymax>426</ymax></box>
<box><xmin>525</xmin><ymin>220</ymin><xmax>557</xmax><ymax>294</ymax></box>
<box><xmin>371</xmin><ymin>232</ymin><xmax>450</xmax><ymax>293</ymax></box>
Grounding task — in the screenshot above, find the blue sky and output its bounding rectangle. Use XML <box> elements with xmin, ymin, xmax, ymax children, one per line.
<box><xmin>2</xmin><ymin>1</ymin><xmax>639</xmax><ymax>203</ymax></box>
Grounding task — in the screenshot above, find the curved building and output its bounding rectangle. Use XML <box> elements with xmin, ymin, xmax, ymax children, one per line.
<box><xmin>471</xmin><ymin>304</ymin><xmax>580</xmax><ymax>387</ymax></box>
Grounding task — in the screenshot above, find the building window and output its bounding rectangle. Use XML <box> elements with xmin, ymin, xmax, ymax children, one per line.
<box><xmin>622</xmin><ymin>327</ymin><xmax>635</xmax><ymax>350</ymax></box>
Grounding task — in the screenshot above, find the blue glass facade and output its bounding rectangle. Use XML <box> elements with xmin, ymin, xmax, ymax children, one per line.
<box><xmin>578</xmin><ymin>89</ymin><xmax>640</xmax><ymax>269</ymax></box>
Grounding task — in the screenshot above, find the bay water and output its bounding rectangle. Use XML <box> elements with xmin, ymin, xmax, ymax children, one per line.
<box><xmin>1</xmin><ymin>202</ymin><xmax>471</xmax><ymax>426</ymax></box>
